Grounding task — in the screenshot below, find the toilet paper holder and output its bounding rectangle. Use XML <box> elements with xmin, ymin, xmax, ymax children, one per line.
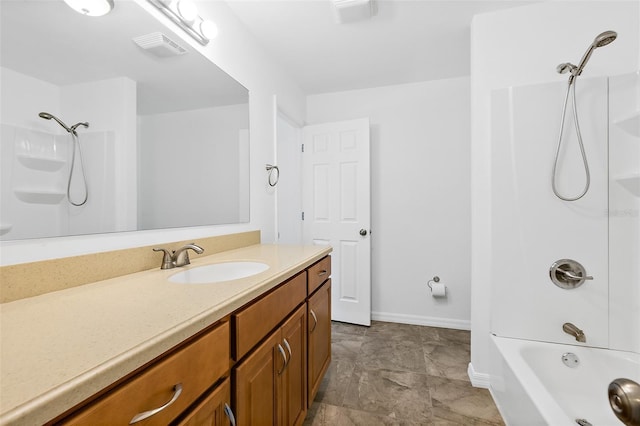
<box><xmin>428</xmin><ymin>276</ymin><xmax>446</xmax><ymax>297</ymax></box>
<box><xmin>427</xmin><ymin>276</ymin><xmax>440</xmax><ymax>290</ymax></box>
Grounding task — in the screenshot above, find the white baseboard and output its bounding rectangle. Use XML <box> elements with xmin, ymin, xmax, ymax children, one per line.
<box><xmin>371</xmin><ymin>311</ymin><xmax>471</xmax><ymax>331</ymax></box>
<box><xmin>467</xmin><ymin>362</ymin><xmax>491</xmax><ymax>389</ymax></box>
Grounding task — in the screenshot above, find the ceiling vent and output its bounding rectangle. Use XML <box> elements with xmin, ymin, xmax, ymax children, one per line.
<box><xmin>331</xmin><ymin>0</ymin><xmax>377</xmax><ymax>24</ymax></box>
<box><xmin>133</xmin><ymin>32</ymin><xmax>187</xmax><ymax>57</ymax></box>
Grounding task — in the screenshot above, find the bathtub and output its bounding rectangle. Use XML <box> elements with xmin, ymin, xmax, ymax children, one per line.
<box><xmin>489</xmin><ymin>335</ymin><xmax>640</xmax><ymax>426</ymax></box>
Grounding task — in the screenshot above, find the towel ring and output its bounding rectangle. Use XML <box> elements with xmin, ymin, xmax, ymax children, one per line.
<box><xmin>266</xmin><ymin>164</ymin><xmax>279</xmax><ymax>187</ymax></box>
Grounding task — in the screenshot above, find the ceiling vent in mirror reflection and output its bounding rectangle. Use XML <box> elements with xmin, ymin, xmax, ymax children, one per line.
<box><xmin>133</xmin><ymin>32</ymin><xmax>188</xmax><ymax>57</ymax></box>
<box><xmin>332</xmin><ymin>0</ymin><xmax>377</xmax><ymax>24</ymax></box>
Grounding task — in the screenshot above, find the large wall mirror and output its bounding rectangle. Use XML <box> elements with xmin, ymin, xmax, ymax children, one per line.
<box><xmin>0</xmin><ymin>1</ymin><xmax>250</xmax><ymax>241</ymax></box>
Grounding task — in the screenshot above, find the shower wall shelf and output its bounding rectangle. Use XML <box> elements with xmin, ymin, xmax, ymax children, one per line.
<box><xmin>14</xmin><ymin>189</ymin><xmax>65</xmax><ymax>204</ymax></box>
<box><xmin>614</xmin><ymin>112</ymin><xmax>640</xmax><ymax>138</ymax></box>
<box><xmin>16</xmin><ymin>154</ymin><xmax>65</xmax><ymax>172</ymax></box>
<box><xmin>614</xmin><ymin>172</ymin><xmax>640</xmax><ymax>197</ymax></box>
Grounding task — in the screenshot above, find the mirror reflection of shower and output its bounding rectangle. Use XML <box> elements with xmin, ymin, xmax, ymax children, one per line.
<box><xmin>38</xmin><ymin>112</ymin><xmax>90</xmax><ymax>206</ymax></box>
<box><xmin>552</xmin><ymin>30</ymin><xmax>617</xmax><ymax>201</ymax></box>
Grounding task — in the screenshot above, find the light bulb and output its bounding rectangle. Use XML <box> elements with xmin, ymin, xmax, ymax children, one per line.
<box><xmin>200</xmin><ymin>20</ymin><xmax>218</xmax><ymax>40</ymax></box>
<box><xmin>63</xmin><ymin>0</ymin><xmax>114</xmax><ymax>17</ymax></box>
<box><xmin>176</xmin><ymin>0</ymin><xmax>198</xmax><ymax>22</ymax></box>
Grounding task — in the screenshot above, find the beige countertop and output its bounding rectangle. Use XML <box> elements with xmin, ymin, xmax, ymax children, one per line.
<box><xmin>0</xmin><ymin>243</ymin><xmax>331</xmax><ymax>426</ymax></box>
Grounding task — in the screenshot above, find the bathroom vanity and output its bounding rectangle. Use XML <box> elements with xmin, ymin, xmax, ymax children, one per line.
<box><xmin>0</xmin><ymin>243</ymin><xmax>331</xmax><ymax>426</ymax></box>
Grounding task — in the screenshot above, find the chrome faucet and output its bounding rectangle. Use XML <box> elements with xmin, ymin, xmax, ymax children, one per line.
<box><xmin>153</xmin><ymin>244</ymin><xmax>204</xmax><ymax>269</ymax></box>
<box><xmin>563</xmin><ymin>322</ymin><xmax>586</xmax><ymax>343</ymax></box>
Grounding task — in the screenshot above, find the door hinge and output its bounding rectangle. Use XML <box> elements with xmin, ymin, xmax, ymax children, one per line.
<box><xmin>301</xmin><ymin>212</ymin><xmax>305</xmax><ymax>221</ymax></box>
<box><xmin>301</xmin><ymin>143</ymin><xmax>305</xmax><ymax>153</ymax></box>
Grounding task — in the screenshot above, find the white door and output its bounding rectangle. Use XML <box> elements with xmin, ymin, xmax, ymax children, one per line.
<box><xmin>302</xmin><ymin>118</ymin><xmax>371</xmax><ymax>326</ymax></box>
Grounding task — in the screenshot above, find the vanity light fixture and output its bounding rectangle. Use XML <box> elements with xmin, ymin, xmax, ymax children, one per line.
<box><xmin>63</xmin><ymin>0</ymin><xmax>114</xmax><ymax>17</ymax></box>
<box><xmin>147</xmin><ymin>0</ymin><xmax>218</xmax><ymax>46</ymax></box>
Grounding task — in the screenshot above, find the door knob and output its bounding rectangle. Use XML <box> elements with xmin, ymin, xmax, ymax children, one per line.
<box><xmin>359</xmin><ymin>229</ymin><xmax>368</xmax><ymax>236</ymax></box>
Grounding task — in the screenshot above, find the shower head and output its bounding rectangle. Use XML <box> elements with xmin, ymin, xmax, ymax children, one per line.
<box><xmin>593</xmin><ymin>30</ymin><xmax>617</xmax><ymax>47</ymax></box>
<box><xmin>574</xmin><ymin>30</ymin><xmax>617</xmax><ymax>77</ymax></box>
<box><xmin>38</xmin><ymin>112</ymin><xmax>88</xmax><ymax>134</ymax></box>
<box><xmin>39</xmin><ymin>112</ymin><xmax>73</xmax><ymax>133</ymax></box>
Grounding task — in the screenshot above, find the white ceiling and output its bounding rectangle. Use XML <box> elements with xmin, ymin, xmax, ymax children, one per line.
<box><xmin>226</xmin><ymin>0</ymin><xmax>535</xmax><ymax>94</ymax></box>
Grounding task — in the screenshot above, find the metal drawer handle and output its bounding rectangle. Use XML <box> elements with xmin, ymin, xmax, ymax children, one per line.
<box><xmin>224</xmin><ymin>403</ymin><xmax>237</xmax><ymax>426</ymax></box>
<box><xmin>129</xmin><ymin>383</ymin><xmax>183</xmax><ymax>424</ymax></box>
<box><xmin>318</xmin><ymin>270</ymin><xmax>327</xmax><ymax>277</ymax></box>
<box><xmin>283</xmin><ymin>338</ymin><xmax>292</xmax><ymax>370</ymax></box>
<box><xmin>309</xmin><ymin>309</ymin><xmax>318</xmax><ymax>333</ymax></box>
<box><xmin>277</xmin><ymin>343</ymin><xmax>287</xmax><ymax>375</ymax></box>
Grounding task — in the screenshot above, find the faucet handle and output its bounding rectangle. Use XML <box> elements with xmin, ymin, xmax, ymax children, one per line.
<box><xmin>153</xmin><ymin>248</ymin><xmax>175</xmax><ymax>270</ymax></box>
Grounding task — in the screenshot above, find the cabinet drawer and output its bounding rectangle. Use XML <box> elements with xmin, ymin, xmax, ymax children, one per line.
<box><xmin>233</xmin><ymin>272</ymin><xmax>306</xmax><ymax>360</ymax></box>
<box><xmin>63</xmin><ymin>322</ymin><xmax>230</xmax><ymax>426</ymax></box>
<box><xmin>307</xmin><ymin>256</ymin><xmax>331</xmax><ymax>295</ymax></box>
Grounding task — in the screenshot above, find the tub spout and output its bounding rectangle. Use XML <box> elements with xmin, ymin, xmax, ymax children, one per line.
<box><xmin>563</xmin><ymin>322</ymin><xmax>586</xmax><ymax>343</ymax></box>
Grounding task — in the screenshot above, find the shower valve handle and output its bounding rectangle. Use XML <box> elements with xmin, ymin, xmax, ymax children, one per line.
<box><xmin>557</xmin><ymin>268</ymin><xmax>593</xmax><ymax>281</ymax></box>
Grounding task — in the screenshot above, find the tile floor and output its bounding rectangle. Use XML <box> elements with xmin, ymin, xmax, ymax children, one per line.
<box><xmin>304</xmin><ymin>321</ymin><xmax>505</xmax><ymax>425</ymax></box>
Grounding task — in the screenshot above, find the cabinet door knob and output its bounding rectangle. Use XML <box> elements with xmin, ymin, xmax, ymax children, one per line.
<box><xmin>129</xmin><ymin>383</ymin><xmax>183</xmax><ymax>424</ymax></box>
<box><xmin>359</xmin><ymin>229</ymin><xmax>368</xmax><ymax>236</ymax></box>
<box><xmin>309</xmin><ymin>309</ymin><xmax>318</xmax><ymax>333</ymax></box>
<box><xmin>224</xmin><ymin>403</ymin><xmax>237</xmax><ymax>426</ymax></box>
<box><xmin>276</xmin><ymin>343</ymin><xmax>287</xmax><ymax>375</ymax></box>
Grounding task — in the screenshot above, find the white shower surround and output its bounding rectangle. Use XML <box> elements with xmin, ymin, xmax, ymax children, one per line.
<box><xmin>488</xmin><ymin>71</ymin><xmax>640</xmax><ymax>423</ymax></box>
<box><xmin>0</xmin><ymin>68</ymin><xmax>134</xmax><ymax>240</ymax></box>
<box><xmin>471</xmin><ymin>0</ymin><xmax>640</xmax><ymax>423</ymax></box>
<box><xmin>490</xmin><ymin>77</ymin><xmax>610</xmax><ymax>348</ymax></box>
<box><xmin>470</xmin><ymin>0</ymin><xmax>640</xmax><ymax>386</ymax></box>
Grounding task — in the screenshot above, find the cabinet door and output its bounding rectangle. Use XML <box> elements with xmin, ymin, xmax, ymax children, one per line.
<box><xmin>234</xmin><ymin>331</ymin><xmax>281</xmax><ymax>425</ymax></box>
<box><xmin>175</xmin><ymin>378</ymin><xmax>232</xmax><ymax>426</ymax></box>
<box><xmin>307</xmin><ymin>280</ymin><xmax>331</xmax><ymax>407</ymax></box>
<box><xmin>279</xmin><ymin>305</ymin><xmax>307</xmax><ymax>426</ymax></box>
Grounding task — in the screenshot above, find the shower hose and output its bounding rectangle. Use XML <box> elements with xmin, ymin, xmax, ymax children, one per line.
<box><xmin>68</xmin><ymin>132</ymin><xmax>89</xmax><ymax>206</ymax></box>
<box><xmin>552</xmin><ymin>78</ymin><xmax>591</xmax><ymax>201</ymax></box>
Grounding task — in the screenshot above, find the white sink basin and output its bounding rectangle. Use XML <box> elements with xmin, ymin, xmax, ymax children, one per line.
<box><xmin>169</xmin><ymin>261</ymin><xmax>269</xmax><ymax>284</ymax></box>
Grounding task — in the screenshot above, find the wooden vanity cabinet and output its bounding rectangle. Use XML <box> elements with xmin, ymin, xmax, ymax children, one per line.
<box><xmin>307</xmin><ymin>279</ymin><xmax>331</xmax><ymax>407</ymax></box>
<box><xmin>233</xmin><ymin>302</ymin><xmax>307</xmax><ymax>426</ymax></box>
<box><xmin>52</xmin><ymin>255</ymin><xmax>332</xmax><ymax>426</ymax></box>
<box><xmin>232</xmin><ymin>255</ymin><xmax>332</xmax><ymax>425</ymax></box>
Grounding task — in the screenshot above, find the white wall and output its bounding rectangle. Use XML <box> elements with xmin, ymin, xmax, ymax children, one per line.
<box><xmin>307</xmin><ymin>78</ymin><xmax>472</xmax><ymax>329</ymax></box>
<box><xmin>471</xmin><ymin>0</ymin><xmax>639</xmax><ymax>381</ymax></box>
<box><xmin>138</xmin><ymin>104</ymin><xmax>249</xmax><ymax>229</ymax></box>
<box><xmin>0</xmin><ymin>0</ymin><xmax>306</xmax><ymax>265</ymax></box>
